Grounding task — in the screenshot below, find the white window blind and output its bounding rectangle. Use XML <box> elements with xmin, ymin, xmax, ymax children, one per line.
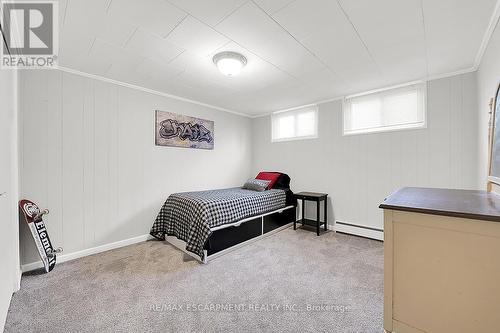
<box><xmin>343</xmin><ymin>82</ymin><xmax>426</xmax><ymax>135</ymax></box>
<box><xmin>271</xmin><ymin>105</ymin><xmax>318</xmax><ymax>142</ymax></box>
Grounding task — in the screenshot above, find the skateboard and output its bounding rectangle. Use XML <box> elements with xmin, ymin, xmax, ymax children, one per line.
<box><xmin>19</xmin><ymin>199</ymin><xmax>62</xmax><ymax>273</ymax></box>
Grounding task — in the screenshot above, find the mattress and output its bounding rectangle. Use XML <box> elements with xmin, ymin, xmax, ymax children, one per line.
<box><xmin>150</xmin><ymin>187</ymin><xmax>287</xmax><ymax>259</ymax></box>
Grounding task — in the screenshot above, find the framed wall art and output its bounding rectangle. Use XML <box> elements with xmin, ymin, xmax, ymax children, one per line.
<box><xmin>155</xmin><ymin>110</ymin><xmax>214</xmax><ymax>150</ymax></box>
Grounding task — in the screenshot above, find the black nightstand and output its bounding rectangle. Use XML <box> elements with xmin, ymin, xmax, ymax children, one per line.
<box><xmin>294</xmin><ymin>192</ymin><xmax>328</xmax><ymax>236</ymax></box>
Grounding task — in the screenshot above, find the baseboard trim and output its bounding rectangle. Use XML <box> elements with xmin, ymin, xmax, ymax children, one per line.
<box><xmin>15</xmin><ymin>269</ymin><xmax>21</xmax><ymax>292</ymax></box>
<box><xmin>21</xmin><ymin>234</ymin><xmax>153</xmax><ymax>272</ymax></box>
<box><xmin>20</xmin><ymin>221</ymin><xmax>384</xmax><ymax>272</ymax></box>
<box><xmin>333</xmin><ymin>221</ymin><xmax>384</xmax><ymax>241</ymax></box>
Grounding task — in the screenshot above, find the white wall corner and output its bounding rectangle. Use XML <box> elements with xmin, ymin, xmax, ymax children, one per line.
<box><xmin>13</xmin><ymin>68</ymin><xmax>21</xmax><ymax>293</ymax></box>
<box><xmin>474</xmin><ymin>0</ymin><xmax>500</xmax><ymax>70</ymax></box>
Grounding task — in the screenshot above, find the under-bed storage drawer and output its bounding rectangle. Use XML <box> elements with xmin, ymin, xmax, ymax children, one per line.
<box><xmin>206</xmin><ymin>217</ymin><xmax>262</xmax><ymax>255</ymax></box>
<box><xmin>263</xmin><ymin>207</ymin><xmax>295</xmax><ymax>233</ymax></box>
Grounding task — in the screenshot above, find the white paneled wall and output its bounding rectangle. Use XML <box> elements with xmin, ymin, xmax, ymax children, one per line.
<box><xmin>0</xmin><ymin>67</ymin><xmax>19</xmax><ymax>332</ymax></box>
<box><xmin>18</xmin><ymin>70</ymin><xmax>479</xmax><ymax>263</ymax></box>
<box><xmin>252</xmin><ymin>72</ymin><xmax>479</xmax><ymax>238</ymax></box>
<box><xmin>19</xmin><ymin>70</ymin><xmax>253</xmax><ymax>265</ymax></box>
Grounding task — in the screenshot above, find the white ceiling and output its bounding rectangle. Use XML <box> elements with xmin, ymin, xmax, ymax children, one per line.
<box><xmin>58</xmin><ymin>0</ymin><xmax>498</xmax><ymax>116</ymax></box>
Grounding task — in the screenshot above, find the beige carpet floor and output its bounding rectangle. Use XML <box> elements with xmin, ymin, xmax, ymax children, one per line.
<box><xmin>5</xmin><ymin>227</ymin><xmax>383</xmax><ymax>333</ymax></box>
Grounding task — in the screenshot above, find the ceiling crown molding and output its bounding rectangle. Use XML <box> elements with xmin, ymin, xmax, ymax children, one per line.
<box><xmin>56</xmin><ymin>66</ymin><xmax>252</xmax><ymax>118</ymax></box>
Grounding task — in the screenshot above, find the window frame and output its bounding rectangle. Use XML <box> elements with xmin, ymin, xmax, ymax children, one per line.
<box><xmin>271</xmin><ymin>105</ymin><xmax>319</xmax><ymax>143</ymax></box>
<box><xmin>342</xmin><ymin>81</ymin><xmax>427</xmax><ymax>136</ymax></box>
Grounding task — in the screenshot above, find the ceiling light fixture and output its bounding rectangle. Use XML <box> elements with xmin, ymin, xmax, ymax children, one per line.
<box><xmin>213</xmin><ymin>51</ymin><xmax>247</xmax><ymax>77</ymax></box>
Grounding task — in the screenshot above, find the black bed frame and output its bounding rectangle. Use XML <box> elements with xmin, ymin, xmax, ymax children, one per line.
<box><xmin>205</xmin><ymin>205</ymin><xmax>297</xmax><ymax>256</ymax></box>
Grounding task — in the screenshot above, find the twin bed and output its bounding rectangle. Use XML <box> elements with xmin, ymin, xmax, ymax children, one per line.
<box><xmin>150</xmin><ymin>172</ymin><xmax>296</xmax><ymax>263</ymax></box>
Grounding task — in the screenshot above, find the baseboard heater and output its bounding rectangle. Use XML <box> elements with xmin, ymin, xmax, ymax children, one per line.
<box><xmin>334</xmin><ymin>221</ymin><xmax>384</xmax><ymax>241</ymax></box>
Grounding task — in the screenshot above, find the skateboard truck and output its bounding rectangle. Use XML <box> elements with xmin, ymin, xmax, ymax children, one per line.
<box><xmin>34</xmin><ymin>209</ymin><xmax>49</xmax><ymax>222</ymax></box>
<box><xmin>46</xmin><ymin>247</ymin><xmax>63</xmax><ymax>258</ymax></box>
<box><xmin>33</xmin><ymin>208</ymin><xmax>63</xmax><ymax>258</ymax></box>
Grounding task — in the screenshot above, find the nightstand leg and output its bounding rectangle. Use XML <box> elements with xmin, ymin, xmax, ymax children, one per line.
<box><xmin>302</xmin><ymin>199</ymin><xmax>305</xmax><ymax>226</ymax></box>
<box><xmin>324</xmin><ymin>198</ymin><xmax>328</xmax><ymax>231</ymax></box>
<box><xmin>316</xmin><ymin>199</ymin><xmax>320</xmax><ymax>236</ymax></box>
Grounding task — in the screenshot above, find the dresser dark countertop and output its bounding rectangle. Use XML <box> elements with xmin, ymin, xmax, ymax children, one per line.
<box><xmin>379</xmin><ymin>187</ymin><xmax>500</xmax><ymax>222</ymax></box>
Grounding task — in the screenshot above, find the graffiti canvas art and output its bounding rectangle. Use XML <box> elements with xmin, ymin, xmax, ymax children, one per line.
<box><xmin>155</xmin><ymin>110</ymin><xmax>214</xmax><ymax>150</ymax></box>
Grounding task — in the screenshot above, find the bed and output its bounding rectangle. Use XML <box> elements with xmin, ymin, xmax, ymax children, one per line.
<box><xmin>150</xmin><ymin>173</ymin><xmax>297</xmax><ymax>263</ymax></box>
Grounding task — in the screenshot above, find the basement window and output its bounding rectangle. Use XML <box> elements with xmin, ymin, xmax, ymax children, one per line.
<box><xmin>343</xmin><ymin>82</ymin><xmax>426</xmax><ymax>135</ymax></box>
<box><xmin>271</xmin><ymin>105</ymin><xmax>318</xmax><ymax>142</ymax></box>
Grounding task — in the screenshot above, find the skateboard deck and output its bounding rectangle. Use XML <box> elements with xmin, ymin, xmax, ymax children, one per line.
<box><xmin>19</xmin><ymin>199</ymin><xmax>61</xmax><ymax>273</ymax></box>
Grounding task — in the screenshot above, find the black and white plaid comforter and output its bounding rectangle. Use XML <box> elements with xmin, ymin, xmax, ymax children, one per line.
<box><xmin>150</xmin><ymin>188</ymin><xmax>286</xmax><ymax>260</ymax></box>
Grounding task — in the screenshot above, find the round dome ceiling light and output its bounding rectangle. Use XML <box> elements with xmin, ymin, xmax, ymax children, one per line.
<box><xmin>213</xmin><ymin>51</ymin><xmax>247</xmax><ymax>77</ymax></box>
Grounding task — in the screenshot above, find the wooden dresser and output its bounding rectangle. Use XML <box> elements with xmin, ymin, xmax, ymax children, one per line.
<box><xmin>380</xmin><ymin>187</ymin><xmax>500</xmax><ymax>333</ymax></box>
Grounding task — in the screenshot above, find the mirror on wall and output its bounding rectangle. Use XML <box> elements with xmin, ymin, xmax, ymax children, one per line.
<box><xmin>489</xmin><ymin>83</ymin><xmax>500</xmax><ymax>185</ymax></box>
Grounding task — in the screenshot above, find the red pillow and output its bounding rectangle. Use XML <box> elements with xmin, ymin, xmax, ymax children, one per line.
<box><xmin>255</xmin><ymin>172</ymin><xmax>281</xmax><ymax>189</ymax></box>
